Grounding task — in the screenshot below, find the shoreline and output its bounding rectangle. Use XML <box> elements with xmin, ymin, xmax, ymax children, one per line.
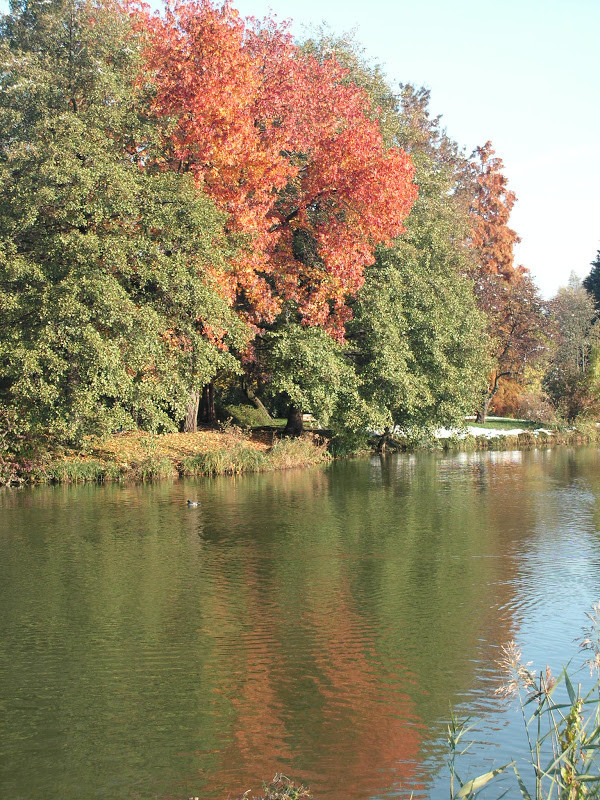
<box><xmin>1</xmin><ymin>422</ymin><xmax>599</xmax><ymax>488</ymax></box>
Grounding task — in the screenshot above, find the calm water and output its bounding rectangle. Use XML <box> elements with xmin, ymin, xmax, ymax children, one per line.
<box><xmin>2</xmin><ymin>447</ymin><xmax>600</xmax><ymax>800</ymax></box>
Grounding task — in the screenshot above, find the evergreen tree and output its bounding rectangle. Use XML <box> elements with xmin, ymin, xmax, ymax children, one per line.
<box><xmin>583</xmin><ymin>250</ymin><xmax>600</xmax><ymax>313</ymax></box>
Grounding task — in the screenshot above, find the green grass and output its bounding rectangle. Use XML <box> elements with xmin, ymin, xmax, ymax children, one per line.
<box><xmin>469</xmin><ymin>417</ymin><xmax>546</xmax><ymax>431</ymax></box>
<box><xmin>223</xmin><ymin>403</ymin><xmax>273</xmax><ymax>428</ymax></box>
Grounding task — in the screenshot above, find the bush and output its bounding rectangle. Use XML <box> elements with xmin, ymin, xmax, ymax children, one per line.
<box><xmin>513</xmin><ymin>392</ymin><xmax>558</xmax><ymax>426</ymax></box>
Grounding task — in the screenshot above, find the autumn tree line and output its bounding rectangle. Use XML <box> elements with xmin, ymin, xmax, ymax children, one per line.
<box><xmin>1</xmin><ymin>0</ymin><xmax>599</xmax><ymax>458</ymax></box>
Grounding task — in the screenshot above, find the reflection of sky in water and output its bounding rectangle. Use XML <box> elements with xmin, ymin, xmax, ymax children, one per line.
<box><xmin>419</xmin><ymin>448</ymin><xmax>600</xmax><ymax>799</ymax></box>
<box><xmin>3</xmin><ymin>447</ymin><xmax>600</xmax><ymax>800</ymax></box>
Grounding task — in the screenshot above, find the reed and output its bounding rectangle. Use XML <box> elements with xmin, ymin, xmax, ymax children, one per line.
<box><xmin>180</xmin><ymin>443</ymin><xmax>268</xmax><ymax>476</ymax></box>
<box><xmin>135</xmin><ymin>456</ymin><xmax>177</xmax><ymax>481</ymax></box>
<box><xmin>41</xmin><ymin>458</ymin><xmax>121</xmax><ymax>484</ymax></box>
<box><xmin>449</xmin><ymin>605</ymin><xmax>600</xmax><ymax>799</ymax></box>
<box><xmin>267</xmin><ymin>437</ymin><xmax>330</xmax><ymax>470</ymax></box>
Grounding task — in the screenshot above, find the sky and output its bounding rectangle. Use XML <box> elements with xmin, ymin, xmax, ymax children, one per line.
<box><xmin>2</xmin><ymin>0</ymin><xmax>599</xmax><ymax>297</ymax></box>
<box><xmin>231</xmin><ymin>0</ymin><xmax>600</xmax><ymax>298</ymax></box>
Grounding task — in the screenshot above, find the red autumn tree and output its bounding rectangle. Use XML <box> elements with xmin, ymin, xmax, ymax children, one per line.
<box><xmin>136</xmin><ymin>0</ymin><xmax>417</xmax><ymax>336</ymax></box>
<box><xmin>474</xmin><ymin>272</ymin><xmax>548</xmax><ymax>422</ymax></box>
<box><xmin>459</xmin><ymin>141</ymin><xmax>548</xmax><ymax>421</ymax></box>
<box><xmin>466</xmin><ymin>141</ymin><xmax>521</xmax><ymax>282</ymax></box>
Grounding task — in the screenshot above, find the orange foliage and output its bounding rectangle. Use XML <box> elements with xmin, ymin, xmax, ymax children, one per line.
<box><xmin>136</xmin><ymin>0</ymin><xmax>417</xmax><ymax>335</ymax></box>
<box><xmin>468</xmin><ymin>141</ymin><xmax>521</xmax><ymax>282</ymax></box>
<box><xmin>489</xmin><ymin>376</ymin><xmax>524</xmax><ymax>417</ymax></box>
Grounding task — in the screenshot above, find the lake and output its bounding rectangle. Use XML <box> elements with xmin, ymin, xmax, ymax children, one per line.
<box><xmin>2</xmin><ymin>446</ymin><xmax>600</xmax><ymax>800</ymax></box>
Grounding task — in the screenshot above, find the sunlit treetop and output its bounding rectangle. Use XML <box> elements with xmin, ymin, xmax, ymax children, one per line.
<box><xmin>133</xmin><ymin>0</ymin><xmax>417</xmax><ymax>336</ymax></box>
<box><xmin>466</xmin><ymin>141</ymin><xmax>522</xmax><ymax>282</ymax></box>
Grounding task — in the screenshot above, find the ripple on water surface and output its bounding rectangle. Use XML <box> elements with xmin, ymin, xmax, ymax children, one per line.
<box><xmin>2</xmin><ymin>447</ymin><xmax>600</xmax><ymax>800</ymax></box>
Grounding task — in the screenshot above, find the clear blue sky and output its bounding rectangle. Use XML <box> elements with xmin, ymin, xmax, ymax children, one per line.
<box><xmin>3</xmin><ymin>0</ymin><xmax>599</xmax><ymax>297</ymax></box>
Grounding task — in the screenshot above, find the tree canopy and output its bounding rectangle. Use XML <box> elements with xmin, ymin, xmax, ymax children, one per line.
<box><xmin>0</xmin><ymin>0</ymin><xmax>592</xmax><ymax>455</ymax></box>
<box><xmin>0</xmin><ymin>0</ymin><xmax>248</xmax><ymax>444</ymax></box>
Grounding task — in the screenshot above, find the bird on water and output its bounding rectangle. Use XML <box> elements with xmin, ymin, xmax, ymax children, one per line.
<box><xmin>187</xmin><ymin>499</ymin><xmax>200</xmax><ymax>507</ymax></box>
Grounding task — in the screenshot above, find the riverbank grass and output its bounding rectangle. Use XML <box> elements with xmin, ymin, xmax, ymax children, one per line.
<box><xmin>5</xmin><ymin>427</ymin><xmax>329</xmax><ymax>486</ymax></box>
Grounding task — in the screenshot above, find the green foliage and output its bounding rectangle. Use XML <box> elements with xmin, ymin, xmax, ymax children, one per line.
<box><xmin>545</xmin><ymin>278</ymin><xmax>600</xmax><ymax>422</ymax></box>
<box><xmin>351</xmin><ymin>246</ymin><xmax>490</xmax><ymax>431</ymax></box>
<box><xmin>341</xmin><ymin>79</ymin><xmax>490</xmax><ymax>431</ymax></box>
<box><xmin>223</xmin><ymin>403</ymin><xmax>273</xmax><ymax>428</ymax></box>
<box><xmin>0</xmin><ymin>0</ymin><xmax>249</xmax><ymax>451</ymax></box>
<box><xmin>261</xmin><ymin>322</ymin><xmax>369</xmax><ymax>434</ymax></box>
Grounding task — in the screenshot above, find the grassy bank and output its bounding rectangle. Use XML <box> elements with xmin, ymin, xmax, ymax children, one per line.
<box><xmin>378</xmin><ymin>418</ymin><xmax>600</xmax><ymax>453</ymax></box>
<box><xmin>3</xmin><ymin>417</ymin><xmax>599</xmax><ymax>487</ymax></box>
<box><xmin>437</xmin><ymin>421</ymin><xmax>600</xmax><ymax>453</ymax></box>
<box><xmin>0</xmin><ymin>427</ymin><xmax>330</xmax><ymax>486</ymax></box>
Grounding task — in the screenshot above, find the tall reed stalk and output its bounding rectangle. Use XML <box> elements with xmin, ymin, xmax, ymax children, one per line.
<box><xmin>451</xmin><ymin>604</ymin><xmax>600</xmax><ymax>799</ymax></box>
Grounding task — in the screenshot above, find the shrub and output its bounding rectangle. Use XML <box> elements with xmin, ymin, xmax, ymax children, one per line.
<box><xmin>514</xmin><ymin>392</ymin><xmax>558</xmax><ymax>426</ymax></box>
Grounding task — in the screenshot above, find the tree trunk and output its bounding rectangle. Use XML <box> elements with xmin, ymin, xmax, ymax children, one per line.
<box><xmin>376</xmin><ymin>426</ymin><xmax>403</xmax><ymax>452</ymax></box>
<box><xmin>199</xmin><ymin>381</ymin><xmax>216</xmax><ymax>424</ymax></box>
<box><xmin>377</xmin><ymin>427</ymin><xmax>391</xmax><ymax>453</ymax></box>
<box><xmin>242</xmin><ymin>381</ymin><xmax>272</xmax><ymax>420</ymax></box>
<box><xmin>284</xmin><ymin>404</ymin><xmax>303</xmax><ymax>437</ymax></box>
<box><xmin>475</xmin><ymin>395</ymin><xmax>491</xmax><ymax>424</ymax></box>
<box><xmin>183</xmin><ymin>391</ymin><xmax>200</xmax><ymax>433</ymax></box>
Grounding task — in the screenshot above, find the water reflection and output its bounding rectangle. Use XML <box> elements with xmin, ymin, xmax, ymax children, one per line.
<box><xmin>2</xmin><ymin>447</ymin><xmax>600</xmax><ymax>800</ymax></box>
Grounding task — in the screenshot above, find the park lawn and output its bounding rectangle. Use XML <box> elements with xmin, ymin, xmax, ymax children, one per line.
<box><xmin>469</xmin><ymin>417</ymin><xmax>547</xmax><ymax>431</ymax></box>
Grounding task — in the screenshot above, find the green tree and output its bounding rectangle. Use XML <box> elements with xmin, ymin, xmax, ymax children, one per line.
<box><xmin>0</xmin><ymin>0</ymin><xmax>248</xmax><ymax>448</ymax></box>
<box><xmin>583</xmin><ymin>249</ymin><xmax>600</xmax><ymax>313</ymax></box>
<box><xmin>259</xmin><ymin>323</ymin><xmax>367</xmax><ymax>437</ymax></box>
<box><xmin>545</xmin><ymin>274</ymin><xmax>600</xmax><ymax>421</ymax></box>
<box><xmin>346</xmin><ymin>83</ymin><xmax>490</xmax><ymax>439</ymax></box>
<box><xmin>294</xmin><ymin>38</ymin><xmax>492</xmax><ymax>443</ymax></box>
